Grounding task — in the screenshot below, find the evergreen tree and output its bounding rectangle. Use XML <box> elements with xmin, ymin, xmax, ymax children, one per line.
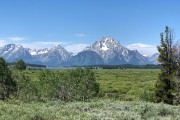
<box><xmin>0</xmin><ymin>57</ymin><xmax>17</xmax><ymax>100</ymax></box>
<box><xmin>15</xmin><ymin>59</ymin><xmax>26</xmax><ymax>70</ymax></box>
<box><xmin>173</xmin><ymin>40</ymin><xmax>180</xmax><ymax>104</ymax></box>
<box><xmin>155</xmin><ymin>26</ymin><xmax>177</xmax><ymax>104</ymax></box>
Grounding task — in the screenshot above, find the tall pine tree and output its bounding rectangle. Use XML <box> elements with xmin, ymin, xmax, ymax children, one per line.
<box><xmin>155</xmin><ymin>26</ymin><xmax>177</xmax><ymax>104</ymax></box>
<box><xmin>173</xmin><ymin>40</ymin><xmax>180</xmax><ymax>104</ymax></box>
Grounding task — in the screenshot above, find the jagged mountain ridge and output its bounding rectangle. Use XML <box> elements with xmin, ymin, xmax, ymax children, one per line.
<box><xmin>0</xmin><ymin>37</ymin><xmax>159</xmax><ymax>66</ymax></box>
<box><xmin>0</xmin><ymin>44</ymin><xmax>34</xmax><ymax>63</ymax></box>
<box><xmin>33</xmin><ymin>45</ymin><xmax>73</xmax><ymax>66</ymax></box>
<box><xmin>0</xmin><ymin>44</ymin><xmax>73</xmax><ymax>66</ymax></box>
<box><xmin>85</xmin><ymin>37</ymin><xmax>149</xmax><ymax>65</ymax></box>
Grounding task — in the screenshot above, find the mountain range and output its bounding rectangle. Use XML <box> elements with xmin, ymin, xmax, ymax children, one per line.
<box><xmin>0</xmin><ymin>37</ymin><xmax>159</xmax><ymax>66</ymax></box>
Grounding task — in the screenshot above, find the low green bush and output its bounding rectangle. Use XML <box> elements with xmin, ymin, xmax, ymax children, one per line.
<box><xmin>1</xmin><ymin>100</ymin><xmax>179</xmax><ymax>120</ymax></box>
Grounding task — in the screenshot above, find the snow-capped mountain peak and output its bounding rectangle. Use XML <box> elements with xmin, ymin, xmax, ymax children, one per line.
<box><xmin>101</xmin><ymin>36</ymin><xmax>120</xmax><ymax>46</ymax></box>
<box><xmin>85</xmin><ymin>37</ymin><xmax>148</xmax><ymax>65</ymax></box>
<box><xmin>86</xmin><ymin>36</ymin><xmax>121</xmax><ymax>52</ymax></box>
<box><xmin>101</xmin><ymin>36</ymin><xmax>115</xmax><ymax>43</ymax></box>
<box><xmin>0</xmin><ymin>44</ymin><xmax>33</xmax><ymax>63</ymax></box>
<box><xmin>1</xmin><ymin>44</ymin><xmax>23</xmax><ymax>53</ymax></box>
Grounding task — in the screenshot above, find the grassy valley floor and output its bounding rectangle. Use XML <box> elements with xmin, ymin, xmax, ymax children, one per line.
<box><xmin>1</xmin><ymin>69</ymin><xmax>179</xmax><ymax>120</ymax></box>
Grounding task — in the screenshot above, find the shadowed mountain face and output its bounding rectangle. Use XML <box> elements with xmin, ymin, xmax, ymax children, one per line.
<box><xmin>0</xmin><ymin>37</ymin><xmax>158</xmax><ymax>66</ymax></box>
<box><xmin>65</xmin><ymin>50</ymin><xmax>104</xmax><ymax>66</ymax></box>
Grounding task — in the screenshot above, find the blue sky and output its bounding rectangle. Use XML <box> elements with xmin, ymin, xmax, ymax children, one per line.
<box><xmin>0</xmin><ymin>0</ymin><xmax>180</xmax><ymax>54</ymax></box>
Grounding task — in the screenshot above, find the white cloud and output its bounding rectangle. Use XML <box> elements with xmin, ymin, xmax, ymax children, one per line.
<box><xmin>65</xmin><ymin>44</ymin><xmax>89</xmax><ymax>53</ymax></box>
<box><xmin>0</xmin><ymin>40</ymin><xmax>8</xmax><ymax>47</ymax></box>
<box><xmin>126</xmin><ymin>43</ymin><xmax>155</xmax><ymax>48</ymax></box>
<box><xmin>21</xmin><ymin>43</ymin><xmax>46</xmax><ymax>49</ymax></box>
<box><xmin>0</xmin><ymin>36</ymin><xmax>26</xmax><ymax>46</ymax></box>
<box><xmin>21</xmin><ymin>41</ymin><xmax>67</xmax><ymax>49</ymax></box>
<box><xmin>126</xmin><ymin>43</ymin><xmax>158</xmax><ymax>55</ymax></box>
<box><xmin>22</xmin><ymin>42</ymin><xmax>89</xmax><ymax>53</ymax></box>
<box><xmin>36</xmin><ymin>41</ymin><xmax>67</xmax><ymax>45</ymax></box>
<box><xmin>75</xmin><ymin>33</ymin><xmax>86</xmax><ymax>37</ymax></box>
<box><xmin>8</xmin><ymin>37</ymin><xmax>26</xmax><ymax>41</ymax></box>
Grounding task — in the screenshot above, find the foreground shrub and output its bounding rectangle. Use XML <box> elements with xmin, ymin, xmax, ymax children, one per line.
<box><xmin>1</xmin><ymin>100</ymin><xmax>180</xmax><ymax>120</ymax></box>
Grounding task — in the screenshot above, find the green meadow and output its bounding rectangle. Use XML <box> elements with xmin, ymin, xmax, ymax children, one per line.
<box><xmin>23</xmin><ymin>68</ymin><xmax>160</xmax><ymax>101</ymax></box>
<box><xmin>94</xmin><ymin>69</ymin><xmax>159</xmax><ymax>101</ymax></box>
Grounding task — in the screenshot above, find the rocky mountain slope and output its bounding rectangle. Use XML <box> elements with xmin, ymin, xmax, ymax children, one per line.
<box><xmin>0</xmin><ymin>37</ymin><xmax>159</xmax><ymax>66</ymax></box>
<box><xmin>0</xmin><ymin>44</ymin><xmax>34</xmax><ymax>63</ymax></box>
<box><xmin>85</xmin><ymin>37</ymin><xmax>149</xmax><ymax>65</ymax></box>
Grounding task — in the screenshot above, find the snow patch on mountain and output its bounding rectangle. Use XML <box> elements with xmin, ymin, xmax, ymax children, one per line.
<box><xmin>28</xmin><ymin>48</ymin><xmax>49</xmax><ymax>55</ymax></box>
<box><xmin>0</xmin><ymin>44</ymin><xmax>33</xmax><ymax>63</ymax></box>
<box><xmin>85</xmin><ymin>36</ymin><xmax>148</xmax><ymax>65</ymax></box>
<box><xmin>28</xmin><ymin>49</ymin><xmax>37</xmax><ymax>55</ymax></box>
<box><xmin>101</xmin><ymin>43</ymin><xmax>109</xmax><ymax>51</ymax></box>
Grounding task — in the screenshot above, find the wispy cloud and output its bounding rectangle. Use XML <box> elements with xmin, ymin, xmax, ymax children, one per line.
<box><xmin>36</xmin><ymin>41</ymin><xmax>67</xmax><ymax>45</ymax></box>
<box><xmin>75</xmin><ymin>33</ymin><xmax>86</xmax><ymax>37</ymax></box>
<box><xmin>65</xmin><ymin>44</ymin><xmax>89</xmax><ymax>53</ymax></box>
<box><xmin>8</xmin><ymin>37</ymin><xmax>26</xmax><ymax>41</ymax></box>
<box><xmin>126</xmin><ymin>43</ymin><xmax>155</xmax><ymax>48</ymax></box>
<box><xmin>22</xmin><ymin>42</ymin><xmax>89</xmax><ymax>53</ymax></box>
<box><xmin>126</xmin><ymin>43</ymin><xmax>158</xmax><ymax>55</ymax></box>
<box><xmin>0</xmin><ymin>36</ymin><xmax>26</xmax><ymax>46</ymax></box>
<box><xmin>21</xmin><ymin>41</ymin><xmax>67</xmax><ymax>49</ymax></box>
<box><xmin>0</xmin><ymin>40</ymin><xmax>7</xmax><ymax>47</ymax></box>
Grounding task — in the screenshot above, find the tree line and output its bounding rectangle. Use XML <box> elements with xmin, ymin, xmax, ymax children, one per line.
<box><xmin>86</xmin><ymin>64</ymin><xmax>161</xmax><ymax>69</ymax></box>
